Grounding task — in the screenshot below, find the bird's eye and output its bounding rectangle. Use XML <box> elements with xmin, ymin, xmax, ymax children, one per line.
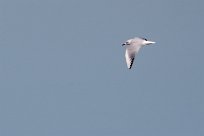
<box><xmin>126</xmin><ymin>42</ymin><xmax>130</xmax><ymax>45</ymax></box>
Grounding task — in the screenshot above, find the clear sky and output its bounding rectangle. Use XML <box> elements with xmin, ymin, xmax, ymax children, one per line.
<box><xmin>0</xmin><ymin>0</ymin><xmax>203</xmax><ymax>136</ymax></box>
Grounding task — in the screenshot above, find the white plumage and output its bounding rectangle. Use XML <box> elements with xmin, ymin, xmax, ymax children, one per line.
<box><xmin>122</xmin><ymin>37</ymin><xmax>155</xmax><ymax>69</ymax></box>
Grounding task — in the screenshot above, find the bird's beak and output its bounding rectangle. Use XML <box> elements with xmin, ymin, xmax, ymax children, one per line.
<box><xmin>144</xmin><ymin>40</ymin><xmax>156</xmax><ymax>45</ymax></box>
<box><xmin>122</xmin><ymin>43</ymin><xmax>126</xmax><ymax>46</ymax></box>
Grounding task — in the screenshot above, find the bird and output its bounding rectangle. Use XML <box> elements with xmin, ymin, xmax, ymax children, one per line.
<box><xmin>122</xmin><ymin>37</ymin><xmax>155</xmax><ymax>69</ymax></box>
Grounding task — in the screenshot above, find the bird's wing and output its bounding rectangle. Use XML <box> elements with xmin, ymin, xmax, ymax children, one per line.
<box><xmin>125</xmin><ymin>45</ymin><xmax>142</xmax><ymax>69</ymax></box>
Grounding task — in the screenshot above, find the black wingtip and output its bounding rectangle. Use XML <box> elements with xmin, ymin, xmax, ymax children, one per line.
<box><xmin>129</xmin><ymin>58</ymin><xmax>134</xmax><ymax>69</ymax></box>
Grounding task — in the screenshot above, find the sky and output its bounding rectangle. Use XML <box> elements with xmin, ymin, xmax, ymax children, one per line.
<box><xmin>0</xmin><ymin>0</ymin><xmax>204</xmax><ymax>136</ymax></box>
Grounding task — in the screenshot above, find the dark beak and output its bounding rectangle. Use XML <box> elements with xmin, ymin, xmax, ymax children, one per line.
<box><xmin>122</xmin><ymin>43</ymin><xmax>126</xmax><ymax>46</ymax></box>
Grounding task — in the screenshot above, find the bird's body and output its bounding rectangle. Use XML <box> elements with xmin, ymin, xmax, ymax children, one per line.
<box><xmin>122</xmin><ymin>37</ymin><xmax>155</xmax><ymax>69</ymax></box>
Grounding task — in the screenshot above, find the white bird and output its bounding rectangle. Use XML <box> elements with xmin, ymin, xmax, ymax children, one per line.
<box><xmin>122</xmin><ymin>37</ymin><xmax>155</xmax><ymax>69</ymax></box>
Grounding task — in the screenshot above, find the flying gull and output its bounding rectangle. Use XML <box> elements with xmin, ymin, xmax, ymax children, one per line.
<box><xmin>122</xmin><ymin>37</ymin><xmax>155</xmax><ymax>69</ymax></box>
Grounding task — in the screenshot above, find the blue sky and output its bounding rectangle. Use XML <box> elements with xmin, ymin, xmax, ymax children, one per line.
<box><xmin>0</xmin><ymin>0</ymin><xmax>203</xmax><ymax>136</ymax></box>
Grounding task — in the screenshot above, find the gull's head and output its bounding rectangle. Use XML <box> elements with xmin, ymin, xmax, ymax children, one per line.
<box><xmin>122</xmin><ymin>39</ymin><xmax>131</xmax><ymax>46</ymax></box>
<box><xmin>140</xmin><ymin>37</ymin><xmax>156</xmax><ymax>45</ymax></box>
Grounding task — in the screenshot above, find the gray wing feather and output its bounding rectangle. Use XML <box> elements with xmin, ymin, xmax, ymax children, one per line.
<box><xmin>125</xmin><ymin>45</ymin><xmax>142</xmax><ymax>69</ymax></box>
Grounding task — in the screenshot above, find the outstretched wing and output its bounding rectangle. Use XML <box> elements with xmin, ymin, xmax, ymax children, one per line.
<box><xmin>125</xmin><ymin>45</ymin><xmax>142</xmax><ymax>69</ymax></box>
